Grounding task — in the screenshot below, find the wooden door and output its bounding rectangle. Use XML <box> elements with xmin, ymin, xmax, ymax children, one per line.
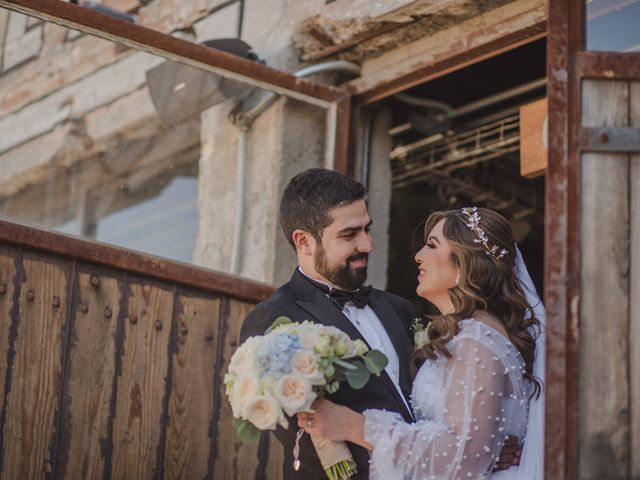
<box><xmin>546</xmin><ymin>2</ymin><xmax>640</xmax><ymax>478</ymax></box>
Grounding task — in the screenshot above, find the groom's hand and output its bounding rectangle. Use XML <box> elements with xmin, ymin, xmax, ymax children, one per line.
<box><xmin>492</xmin><ymin>436</ymin><xmax>521</xmax><ymax>471</ymax></box>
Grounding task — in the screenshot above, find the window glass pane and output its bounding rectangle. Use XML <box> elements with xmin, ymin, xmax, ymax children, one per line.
<box><xmin>0</xmin><ymin>7</ymin><xmax>327</xmax><ymax>280</ymax></box>
<box><xmin>94</xmin><ymin>176</ymin><xmax>198</xmax><ymax>263</ymax></box>
<box><xmin>587</xmin><ymin>0</ymin><xmax>640</xmax><ymax>52</ymax></box>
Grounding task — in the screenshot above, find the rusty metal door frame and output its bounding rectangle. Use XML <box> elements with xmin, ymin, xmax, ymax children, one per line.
<box><xmin>0</xmin><ymin>0</ymin><xmax>351</xmax><ymax>174</ymax></box>
<box><xmin>339</xmin><ymin>4</ymin><xmax>577</xmax><ymax>479</ymax></box>
<box><xmin>545</xmin><ymin>3</ymin><xmax>583</xmax><ymax>478</ymax></box>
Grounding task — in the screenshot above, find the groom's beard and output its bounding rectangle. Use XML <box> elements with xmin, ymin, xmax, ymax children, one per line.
<box><xmin>314</xmin><ymin>245</ymin><xmax>368</xmax><ymax>291</ymax></box>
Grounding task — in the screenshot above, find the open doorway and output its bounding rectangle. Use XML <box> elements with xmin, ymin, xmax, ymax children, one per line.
<box><xmin>381</xmin><ymin>39</ymin><xmax>547</xmax><ymax>315</ymax></box>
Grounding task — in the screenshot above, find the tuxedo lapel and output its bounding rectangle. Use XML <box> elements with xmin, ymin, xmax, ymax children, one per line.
<box><xmin>368</xmin><ymin>292</ymin><xmax>413</xmax><ymax>406</ymax></box>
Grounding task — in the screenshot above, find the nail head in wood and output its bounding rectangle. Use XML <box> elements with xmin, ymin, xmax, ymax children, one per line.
<box><xmin>52</xmin><ymin>296</ymin><xmax>61</xmax><ymax>308</ymax></box>
<box><xmin>180</xmin><ymin>325</ymin><xmax>188</xmax><ymax>335</ymax></box>
<box><xmin>90</xmin><ymin>274</ymin><xmax>100</xmax><ymax>287</ymax></box>
<box><xmin>104</xmin><ymin>307</ymin><xmax>113</xmax><ymax>318</ymax></box>
<box><xmin>80</xmin><ymin>303</ymin><xmax>89</xmax><ymax>313</ymax></box>
<box><xmin>204</xmin><ymin>330</ymin><xmax>213</xmax><ymax>341</ymax></box>
<box><xmin>129</xmin><ymin>314</ymin><xmax>137</xmax><ymax>324</ymax></box>
<box><xmin>0</xmin><ymin>285</ymin><xmax>6</xmax><ymax>295</ymax></box>
<box><xmin>154</xmin><ymin>320</ymin><xmax>163</xmax><ymax>330</ymax></box>
<box><xmin>26</xmin><ymin>289</ymin><xmax>35</xmax><ymax>301</ymax></box>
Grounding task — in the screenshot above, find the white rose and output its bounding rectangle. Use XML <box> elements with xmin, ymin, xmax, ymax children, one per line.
<box><xmin>231</xmin><ymin>374</ymin><xmax>260</xmax><ymax>418</ymax></box>
<box><xmin>299</xmin><ymin>329</ymin><xmax>320</xmax><ymax>350</ymax></box>
<box><xmin>291</xmin><ymin>349</ymin><xmax>325</xmax><ymax>385</ymax></box>
<box><xmin>259</xmin><ymin>376</ymin><xmax>277</xmax><ymax>397</ymax></box>
<box><xmin>244</xmin><ymin>394</ymin><xmax>281</xmax><ymax>430</ymax></box>
<box><xmin>228</xmin><ymin>337</ymin><xmax>260</xmax><ymax>375</ymax></box>
<box><xmin>273</xmin><ymin>374</ymin><xmax>316</xmax><ymax>416</ymax></box>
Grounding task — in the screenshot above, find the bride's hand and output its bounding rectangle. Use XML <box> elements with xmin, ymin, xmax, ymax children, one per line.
<box><xmin>297</xmin><ymin>399</ymin><xmax>369</xmax><ymax>448</ymax></box>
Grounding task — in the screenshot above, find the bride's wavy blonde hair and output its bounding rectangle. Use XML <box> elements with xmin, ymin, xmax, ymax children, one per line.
<box><xmin>411</xmin><ymin>208</ymin><xmax>542</xmax><ymax>397</ymax></box>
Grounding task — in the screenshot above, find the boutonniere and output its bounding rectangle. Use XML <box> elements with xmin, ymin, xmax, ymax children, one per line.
<box><xmin>411</xmin><ymin>318</ymin><xmax>430</xmax><ymax>348</ymax></box>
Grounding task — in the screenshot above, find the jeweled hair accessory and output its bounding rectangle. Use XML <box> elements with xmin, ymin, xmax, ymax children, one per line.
<box><xmin>461</xmin><ymin>207</ymin><xmax>508</xmax><ymax>261</ymax></box>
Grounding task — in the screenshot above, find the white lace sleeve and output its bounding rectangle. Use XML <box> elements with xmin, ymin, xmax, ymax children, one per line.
<box><xmin>364</xmin><ymin>335</ymin><xmax>511</xmax><ymax>480</ymax></box>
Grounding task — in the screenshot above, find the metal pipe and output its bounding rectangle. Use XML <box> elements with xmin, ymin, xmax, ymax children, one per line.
<box><xmin>234</xmin><ymin>60</ymin><xmax>362</xmax><ymax>128</ymax></box>
<box><xmin>389</xmin><ymin>78</ymin><xmax>546</xmax><ymax>136</ymax></box>
<box><xmin>393</xmin><ymin>93</ymin><xmax>452</xmax><ymax>112</ymax></box>
<box><xmin>230</xmin><ymin>127</ymin><xmax>248</xmax><ymax>275</ymax></box>
<box><xmin>442</xmin><ymin>77</ymin><xmax>547</xmax><ymax>119</ymax></box>
<box><xmin>324</xmin><ymin>103</ymin><xmax>338</xmax><ymax>170</ymax></box>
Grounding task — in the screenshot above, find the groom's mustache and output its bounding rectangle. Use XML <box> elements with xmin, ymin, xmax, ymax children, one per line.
<box><xmin>347</xmin><ymin>253</ymin><xmax>369</xmax><ymax>264</ymax></box>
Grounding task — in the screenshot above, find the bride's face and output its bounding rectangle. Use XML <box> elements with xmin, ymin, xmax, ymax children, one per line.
<box><xmin>415</xmin><ymin>219</ymin><xmax>460</xmax><ymax>310</ymax></box>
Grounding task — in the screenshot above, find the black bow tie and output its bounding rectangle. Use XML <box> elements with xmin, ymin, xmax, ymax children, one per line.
<box><xmin>329</xmin><ymin>286</ymin><xmax>373</xmax><ymax>309</ymax></box>
<box><xmin>301</xmin><ymin>273</ymin><xmax>373</xmax><ymax>309</ymax></box>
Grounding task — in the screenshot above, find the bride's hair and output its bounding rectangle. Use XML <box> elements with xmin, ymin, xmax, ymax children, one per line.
<box><xmin>411</xmin><ymin>208</ymin><xmax>542</xmax><ymax>397</ymax></box>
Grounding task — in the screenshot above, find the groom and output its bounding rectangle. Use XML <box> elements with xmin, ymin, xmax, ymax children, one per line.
<box><xmin>240</xmin><ymin>168</ymin><xmax>518</xmax><ymax>478</ymax></box>
<box><xmin>240</xmin><ymin>168</ymin><xmax>415</xmax><ymax>479</ymax></box>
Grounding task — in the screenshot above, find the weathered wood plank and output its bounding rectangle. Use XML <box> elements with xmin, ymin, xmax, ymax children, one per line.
<box><xmin>111</xmin><ymin>281</ymin><xmax>173</xmax><ymax>479</ymax></box>
<box><xmin>349</xmin><ymin>0</ymin><xmax>546</xmax><ymax>99</ymax></box>
<box><xmin>264</xmin><ymin>432</ymin><xmax>285</xmax><ymax>480</ymax></box>
<box><xmin>0</xmin><ymin>253</ymin><xmax>69</xmax><ymax>479</ymax></box>
<box><xmin>0</xmin><ymin>245</ymin><xmax>18</xmax><ymax>443</ymax></box>
<box><xmin>630</xmin><ymin>80</ymin><xmax>640</xmax><ymax>479</ymax></box>
<box><xmin>55</xmin><ymin>267</ymin><xmax>121</xmax><ymax>479</ymax></box>
<box><xmin>213</xmin><ymin>299</ymin><xmax>261</xmax><ymax>479</ymax></box>
<box><xmin>163</xmin><ymin>292</ymin><xmax>220</xmax><ymax>479</ymax></box>
<box><xmin>579</xmin><ymin>79</ymin><xmax>630</xmax><ymax>479</ymax></box>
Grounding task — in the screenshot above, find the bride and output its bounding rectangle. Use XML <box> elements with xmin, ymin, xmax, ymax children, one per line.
<box><xmin>298</xmin><ymin>207</ymin><xmax>545</xmax><ymax>479</ymax></box>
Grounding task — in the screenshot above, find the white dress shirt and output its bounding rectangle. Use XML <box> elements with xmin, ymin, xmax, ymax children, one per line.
<box><xmin>298</xmin><ymin>268</ymin><xmax>412</xmax><ymax>415</ymax></box>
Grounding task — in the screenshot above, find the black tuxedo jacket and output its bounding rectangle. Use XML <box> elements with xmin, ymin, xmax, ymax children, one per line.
<box><xmin>240</xmin><ymin>269</ymin><xmax>418</xmax><ymax>480</ymax></box>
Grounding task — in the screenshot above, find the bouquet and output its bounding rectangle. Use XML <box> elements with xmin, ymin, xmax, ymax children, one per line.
<box><xmin>225</xmin><ymin>317</ymin><xmax>388</xmax><ymax>480</ymax></box>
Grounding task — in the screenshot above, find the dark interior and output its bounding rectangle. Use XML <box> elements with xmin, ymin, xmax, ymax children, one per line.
<box><xmin>383</xmin><ymin>38</ymin><xmax>547</xmax><ymax>315</ymax></box>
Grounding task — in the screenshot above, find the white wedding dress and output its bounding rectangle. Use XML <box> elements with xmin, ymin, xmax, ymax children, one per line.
<box><xmin>363</xmin><ymin>248</ymin><xmax>545</xmax><ymax>480</ymax></box>
<box><xmin>364</xmin><ymin>319</ymin><xmax>531</xmax><ymax>479</ymax></box>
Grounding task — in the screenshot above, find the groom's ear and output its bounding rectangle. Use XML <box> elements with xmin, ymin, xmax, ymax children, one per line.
<box><xmin>292</xmin><ymin>229</ymin><xmax>314</xmax><ymax>256</ymax></box>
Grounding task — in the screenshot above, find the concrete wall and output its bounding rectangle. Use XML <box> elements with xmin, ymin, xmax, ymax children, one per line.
<box><xmin>0</xmin><ymin>0</ymin><xmax>535</xmax><ymax>287</ymax></box>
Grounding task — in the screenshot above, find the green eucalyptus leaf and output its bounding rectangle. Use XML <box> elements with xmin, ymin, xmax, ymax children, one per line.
<box><xmin>266</xmin><ymin>316</ymin><xmax>293</xmax><ymax>334</ymax></box>
<box><xmin>345</xmin><ymin>360</ymin><xmax>370</xmax><ymax>389</ymax></box>
<box><xmin>362</xmin><ymin>350</ymin><xmax>388</xmax><ymax>376</ymax></box>
<box><xmin>232</xmin><ymin>417</ymin><xmax>261</xmax><ymax>444</ymax></box>
<box><xmin>333</xmin><ymin>358</ymin><xmax>357</xmax><ymax>370</ymax></box>
<box><xmin>333</xmin><ymin>368</ymin><xmax>347</xmax><ymax>382</ymax></box>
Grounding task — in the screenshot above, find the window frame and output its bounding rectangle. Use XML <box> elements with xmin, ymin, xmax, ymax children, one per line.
<box><xmin>0</xmin><ymin>0</ymin><xmax>351</xmax><ymax>173</ymax></box>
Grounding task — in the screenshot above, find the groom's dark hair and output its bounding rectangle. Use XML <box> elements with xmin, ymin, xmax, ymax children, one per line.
<box><xmin>279</xmin><ymin>168</ymin><xmax>367</xmax><ymax>248</ymax></box>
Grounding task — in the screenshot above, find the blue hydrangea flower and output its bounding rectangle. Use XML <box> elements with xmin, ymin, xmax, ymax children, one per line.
<box><xmin>256</xmin><ymin>333</ymin><xmax>301</xmax><ymax>378</ymax></box>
